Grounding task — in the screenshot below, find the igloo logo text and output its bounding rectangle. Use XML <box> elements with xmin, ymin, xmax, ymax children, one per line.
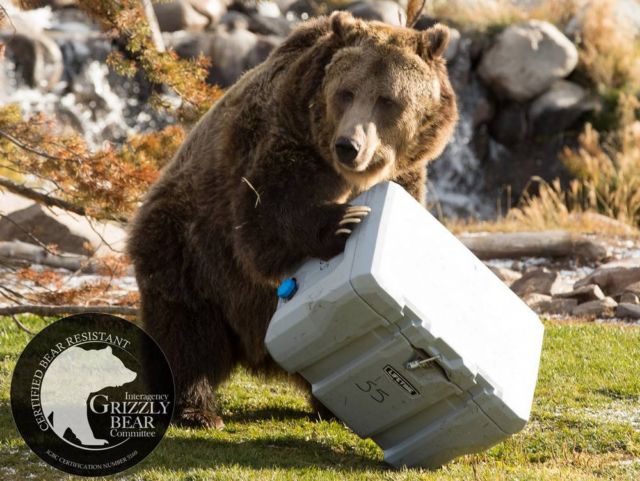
<box><xmin>11</xmin><ymin>314</ymin><xmax>174</xmax><ymax>477</ymax></box>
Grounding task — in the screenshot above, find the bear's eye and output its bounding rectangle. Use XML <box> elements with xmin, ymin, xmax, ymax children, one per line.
<box><xmin>336</xmin><ymin>89</ymin><xmax>354</xmax><ymax>104</ymax></box>
<box><xmin>377</xmin><ymin>96</ymin><xmax>397</xmax><ymax>109</ymax></box>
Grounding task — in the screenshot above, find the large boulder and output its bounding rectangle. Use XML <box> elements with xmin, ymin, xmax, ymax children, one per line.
<box><xmin>165</xmin><ymin>20</ymin><xmax>282</xmax><ymax>87</ymax></box>
<box><xmin>489</xmin><ymin>102</ymin><xmax>528</xmax><ymax>146</ymax></box>
<box><xmin>575</xmin><ymin>258</ymin><xmax>640</xmax><ymax>296</ymax></box>
<box><xmin>0</xmin><ymin>204</ymin><xmax>90</xmax><ymax>255</ymax></box>
<box><xmin>529</xmin><ymin>80</ymin><xmax>599</xmax><ymax>137</ymax></box>
<box><xmin>0</xmin><ymin>192</ymin><xmax>126</xmax><ymax>255</ymax></box>
<box><xmin>154</xmin><ymin>0</ymin><xmax>227</xmax><ymax>32</ymax></box>
<box><xmin>510</xmin><ymin>268</ymin><xmax>568</xmax><ymax>297</ymax></box>
<box><xmin>192</xmin><ymin>0</ymin><xmax>229</xmax><ymax>24</ymax></box>
<box><xmin>345</xmin><ymin>1</ymin><xmax>407</xmax><ymax>27</ymax></box>
<box><xmin>0</xmin><ymin>7</ymin><xmax>63</xmax><ymax>90</ymax></box>
<box><xmin>572</xmin><ymin>297</ymin><xmax>618</xmax><ymax>317</ymax></box>
<box><xmin>478</xmin><ymin>20</ymin><xmax>578</xmax><ymax>101</ymax></box>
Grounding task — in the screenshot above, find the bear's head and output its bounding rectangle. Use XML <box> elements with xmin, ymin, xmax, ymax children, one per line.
<box><xmin>91</xmin><ymin>346</ymin><xmax>137</xmax><ymax>389</ymax></box>
<box><xmin>316</xmin><ymin>12</ymin><xmax>458</xmax><ymax>190</ymax></box>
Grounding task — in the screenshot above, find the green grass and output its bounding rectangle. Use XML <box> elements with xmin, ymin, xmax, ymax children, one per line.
<box><xmin>0</xmin><ymin>317</ymin><xmax>639</xmax><ymax>480</ymax></box>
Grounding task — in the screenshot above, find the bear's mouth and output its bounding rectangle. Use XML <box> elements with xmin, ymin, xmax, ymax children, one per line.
<box><xmin>333</xmin><ymin>153</ymin><xmax>393</xmax><ymax>188</ymax></box>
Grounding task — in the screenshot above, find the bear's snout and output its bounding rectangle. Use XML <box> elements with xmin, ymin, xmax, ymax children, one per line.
<box><xmin>334</xmin><ymin>137</ymin><xmax>360</xmax><ymax>168</ymax></box>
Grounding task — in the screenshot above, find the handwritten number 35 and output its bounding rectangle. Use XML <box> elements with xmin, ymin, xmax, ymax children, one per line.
<box><xmin>355</xmin><ymin>380</ymin><xmax>389</xmax><ymax>403</ymax></box>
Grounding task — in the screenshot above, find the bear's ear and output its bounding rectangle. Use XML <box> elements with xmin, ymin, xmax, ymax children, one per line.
<box><xmin>330</xmin><ymin>11</ymin><xmax>360</xmax><ymax>42</ymax></box>
<box><xmin>417</xmin><ymin>24</ymin><xmax>450</xmax><ymax>60</ymax></box>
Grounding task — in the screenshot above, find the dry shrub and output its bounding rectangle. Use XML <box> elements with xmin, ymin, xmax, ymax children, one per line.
<box><xmin>426</xmin><ymin>0</ymin><xmax>640</xmax><ymax>93</ymax></box>
<box><xmin>560</xmin><ymin>94</ymin><xmax>640</xmax><ymax>226</ymax></box>
<box><xmin>424</xmin><ymin>0</ymin><xmax>578</xmax><ymax>32</ymax></box>
<box><xmin>577</xmin><ymin>0</ymin><xmax>640</xmax><ymax>93</ymax></box>
<box><xmin>462</xmin><ymin>95</ymin><xmax>640</xmax><ymax>235</ymax></box>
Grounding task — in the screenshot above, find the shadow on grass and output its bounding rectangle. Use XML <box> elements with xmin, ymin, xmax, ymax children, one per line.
<box><xmin>139</xmin><ymin>434</ymin><xmax>385</xmax><ymax>473</ymax></box>
<box><xmin>224</xmin><ymin>405</ymin><xmax>313</xmax><ymax>423</ymax></box>
<box><xmin>0</xmin><ymin>398</ymin><xmax>384</xmax><ymax>474</ymax></box>
<box><xmin>594</xmin><ymin>387</ymin><xmax>639</xmax><ymax>401</ymax></box>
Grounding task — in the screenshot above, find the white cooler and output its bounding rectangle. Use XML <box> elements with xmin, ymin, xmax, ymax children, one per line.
<box><xmin>265</xmin><ymin>181</ymin><xmax>544</xmax><ymax>468</ymax></box>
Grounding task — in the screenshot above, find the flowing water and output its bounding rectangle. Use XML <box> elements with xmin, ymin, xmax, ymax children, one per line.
<box><xmin>2</xmin><ymin>5</ymin><xmax>492</xmax><ymax>217</ymax></box>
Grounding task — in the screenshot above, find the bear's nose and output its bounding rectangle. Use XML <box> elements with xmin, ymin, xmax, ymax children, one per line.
<box><xmin>334</xmin><ymin>137</ymin><xmax>360</xmax><ymax>167</ymax></box>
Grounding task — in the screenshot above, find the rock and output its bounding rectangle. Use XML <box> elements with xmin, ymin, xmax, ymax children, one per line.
<box><xmin>162</xmin><ymin>31</ymin><xmax>210</xmax><ymax>60</ymax></box>
<box><xmin>616</xmin><ymin>303</ymin><xmax>640</xmax><ymax>319</ymax></box>
<box><xmin>574</xmin><ymin>258</ymin><xmax>640</xmax><ymax>296</ymax></box>
<box><xmin>545</xmin><ymin>298</ymin><xmax>579</xmax><ymax>315</ymax></box>
<box><xmin>282</xmin><ymin>0</ymin><xmax>320</xmax><ymax>19</ymax></box>
<box><xmin>556</xmin><ymin>284</ymin><xmax>605</xmax><ymax>303</ymax></box>
<box><xmin>623</xmin><ymin>281</ymin><xmax>640</xmax><ymax>296</ymax></box>
<box><xmin>207</xmin><ymin>25</ymin><xmax>280</xmax><ymax>87</ymax></box>
<box><xmin>572</xmin><ymin>297</ymin><xmax>617</xmax><ymax>317</ymax></box>
<box><xmin>620</xmin><ymin>292</ymin><xmax>639</xmax><ymax>304</ymax></box>
<box><xmin>345</xmin><ymin>1</ymin><xmax>407</xmax><ymax>27</ymax></box>
<box><xmin>524</xmin><ymin>293</ymin><xmax>576</xmax><ymax>315</ymax></box>
<box><xmin>165</xmin><ymin>21</ymin><xmax>281</xmax><ymax>87</ymax></box>
<box><xmin>246</xmin><ymin>35</ymin><xmax>282</xmax><ymax>69</ymax></box>
<box><xmin>0</xmin><ymin>193</ymin><xmax>126</xmax><ymax>255</ymax></box>
<box><xmin>511</xmin><ymin>268</ymin><xmax>565</xmax><ymax>297</ymax></box>
<box><xmin>478</xmin><ymin>20</ymin><xmax>578</xmax><ymax>101</ymax></box>
<box><xmin>470</xmin><ymin>82</ymin><xmax>494</xmax><ymax>127</ymax></box>
<box><xmin>487</xmin><ymin>265</ymin><xmax>522</xmax><ymax>286</ymax></box>
<box><xmin>246</xmin><ymin>13</ymin><xmax>293</xmax><ymax>37</ymax></box>
<box><xmin>192</xmin><ymin>0</ymin><xmax>229</xmax><ymax>25</ymax></box>
<box><xmin>444</xmin><ymin>28</ymin><xmax>461</xmax><ymax>62</ymax></box>
<box><xmin>0</xmin><ymin>204</ymin><xmax>92</xmax><ymax>255</ymax></box>
<box><xmin>616</xmin><ymin>0</ymin><xmax>640</xmax><ymax>37</ymax></box>
<box><xmin>23</xmin><ymin>0</ymin><xmax>77</xmax><ymax>8</ymax></box>
<box><xmin>154</xmin><ymin>0</ymin><xmax>211</xmax><ymax>32</ymax></box>
<box><xmin>523</xmin><ymin>293</ymin><xmax>552</xmax><ymax>312</ymax></box>
<box><xmin>256</xmin><ymin>1</ymin><xmax>282</xmax><ymax>18</ymax></box>
<box><xmin>413</xmin><ymin>15</ymin><xmax>439</xmax><ymax>31</ymax></box>
<box><xmin>489</xmin><ymin>102</ymin><xmax>528</xmax><ymax>146</ymax></box>
<box><xmin>564</xmin><ymin>0</ymin><xmax>640</xmax><ymax>40</ymax></box>
<box><xmin>3</xmin><ymin>26</ymin><xmax>63</xmax><ymax>90</ymax></box>
<box><xmin>218</xmin><ymin>11</ymin><xmax>251</xmax><ymax>30</ymax></box>
<box><xmin>529</xmin><ymin>80</ymin><xmax>599</xmax><ymax>137</ymax></box>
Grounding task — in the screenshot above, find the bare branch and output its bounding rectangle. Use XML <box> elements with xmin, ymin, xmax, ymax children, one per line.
<box><xmin>141</xmin><ymin>0</ymin><xmax>165</xmax><ymax>52</ymax></box>
<box><xmin>0</xmin><ymin>240</ymin><xmax>98</xmax><ymax>273</ymax></box>
<box><xmin>407</xmin><ymin>0</ymin><xmax>427</xmax><ymax>28</ymax></box>
<box><xmin>0</xmin><ymin>212</ymin><xmax>65</xmax><ymax>257</ymax></box>
<box><xmin>0</xmin><ymin>177</ymin><xmax>128</xmax><ymax>223</ymax></box>
<box><xmin>11</xmin><ymin>314</ymin><xmax>35</xmax><ymax>335</ymax></box>
<box><xmin>0</xmin><ymin>128</ymin><xmax>69</xmax><ymax>162</ymax></box>
<box><xmin>0</xmin><ymin>304</ymin><xmax>138</xmax><ymax>317</ymax></box>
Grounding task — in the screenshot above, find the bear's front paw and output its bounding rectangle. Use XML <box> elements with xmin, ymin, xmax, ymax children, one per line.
<box><xmin>334</xmin><ymin>205</ymin><xmax>371</xmax><ymax>236</ymax></box>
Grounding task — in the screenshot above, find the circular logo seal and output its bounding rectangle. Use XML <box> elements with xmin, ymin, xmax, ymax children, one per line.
<box><xmin>10</xmin><ymin>313</ymin><xmax>174</xmax><ymax>477</ymax></box>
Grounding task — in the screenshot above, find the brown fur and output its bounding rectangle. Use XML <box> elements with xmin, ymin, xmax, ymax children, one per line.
<box><xmin>127</xmin><ymin>12</ymin><xmax>457</xmax><ymax>428</ymax></box>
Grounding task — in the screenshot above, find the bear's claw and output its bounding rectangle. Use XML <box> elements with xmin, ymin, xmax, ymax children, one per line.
<box><xmin>335</xmin><ymin>205</ymin><xmax>371</xmax><ymax>236</ymax></box>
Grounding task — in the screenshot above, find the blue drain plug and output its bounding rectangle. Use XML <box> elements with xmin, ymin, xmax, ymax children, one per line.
<box><xmin>277</xmin><ymin>278</ymin><xmax>298</xmax><ymax>300</ymax></box>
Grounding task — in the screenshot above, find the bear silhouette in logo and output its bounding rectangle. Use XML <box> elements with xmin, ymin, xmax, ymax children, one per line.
<box><xmin>41</xmin><ymin>346</ymin><xmax>137</xmax><ymax>447</ymax></box>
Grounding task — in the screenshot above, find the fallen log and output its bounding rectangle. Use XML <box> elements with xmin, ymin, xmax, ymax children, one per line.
<box><xmin>0</xmin><ymin>304</ymin><xmax>137</xmax><ymax>317</ymax></box>
<box><xmin>458</xmin><ymin>231</ymin><xmax>609</xmax><ymax>261</ymax></box>
<box><xmin>0</xmin><ymin>240</ymin><xmax>98</xmax><ymax>273</ymax></box>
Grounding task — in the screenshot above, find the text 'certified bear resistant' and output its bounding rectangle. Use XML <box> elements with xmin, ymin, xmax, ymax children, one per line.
<box><xmin>10</xmin><ymin>313</ymin><xmax>175</xmax><ymax>477</ymax></box>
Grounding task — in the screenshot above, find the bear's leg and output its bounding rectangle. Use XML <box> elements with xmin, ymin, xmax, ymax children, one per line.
<box><xmin>290</xmin><ymin>374</ymin><xmax>337</xmax><ymax>422</ymax></box>
<box><xmin>141</xmin><ymin>292</ymin><xmax>237</xmax><ymax>430</ymax></box>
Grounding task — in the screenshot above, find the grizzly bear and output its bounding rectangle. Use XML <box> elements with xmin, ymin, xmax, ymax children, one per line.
<box><xmin>127</xmin><ymin>11</ymin><xmax>458</xmax><ymax>429</ymax></box>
